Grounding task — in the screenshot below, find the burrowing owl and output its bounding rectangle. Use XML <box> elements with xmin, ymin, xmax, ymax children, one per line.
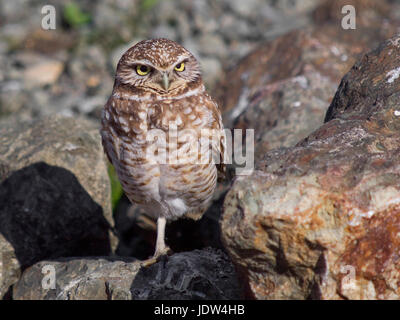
<box><xmin>101</xmin><ymin>39</ymin><xmax>225</xmax><ymax>260</ymax></box>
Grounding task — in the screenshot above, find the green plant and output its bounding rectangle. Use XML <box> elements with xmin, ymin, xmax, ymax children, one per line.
<box><xmin>140</xmin><ymin>0</ymin><xmax>159</xmax><ymax>12</ymax></box>
<box><xmin>63</xmin><ymin>2</ymin><xmax>91</xmax><ymax>28</ymax></box>
<box><xmin>107</xmin><ymin>163</ymin><xmax>123</xmax><ymax>211</ymax></box>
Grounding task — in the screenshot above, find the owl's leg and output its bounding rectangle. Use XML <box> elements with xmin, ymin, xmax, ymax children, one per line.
<box><xmin>142</xmin><ymin>217</ymin><xmax>171</xmax><ymax>267</ymax></box>
<box><xmin>154</xmin><ymin>216</ymin><xmax>167</xmax><ymax>255</ymax></box>
<box><xmin>153</xmin><ymin>216</ymin><xmax>171</xmax><ymax>258</ymax></box>
<box><xmin>141</xmin><ymin>216</ymin><xmax>172</xmax><ymax>267</ymax></box>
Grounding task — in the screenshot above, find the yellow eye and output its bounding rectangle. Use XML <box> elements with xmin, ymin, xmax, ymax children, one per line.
<box><xmin>136</xmin><ymin>65</ymin><xmax>150</xmax><ymax>76</ymax></box>
<box><xmin>174</xmin><ymin>62</ymin><xmax>185</xmax><ymax>72</ymax></box>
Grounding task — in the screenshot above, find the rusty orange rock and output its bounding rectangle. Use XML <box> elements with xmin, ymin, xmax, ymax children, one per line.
<box><xmin>221</xmin><ymin>33</ymin><xmax>400</xmax><ymax>300</ymax></box>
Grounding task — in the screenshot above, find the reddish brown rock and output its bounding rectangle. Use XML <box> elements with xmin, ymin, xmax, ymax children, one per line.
<box><xmin>221</xmin><ymin>34</ymin><xmax>400</xmax><ymax>300</ymax></box>
<box><xmin>218</xmin><ymin>0</ymin><xmax>400</xmax><ymax>158</ymax></box>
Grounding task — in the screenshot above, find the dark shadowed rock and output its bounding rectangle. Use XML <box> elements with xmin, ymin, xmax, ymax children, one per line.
<box><xmin>0</xmin><ymin>115</ymin><xmax>113</xmax><ymax>226</ymax></box>
<box><xmin>0</xmin><ymin>115</ymin><xmax>116</xmax><ymax>298</ymax></box>
<box><xmin>114</xmin><ymin>185</ymin><xmax>228</xmax><ymax>260</ymax></box>
<box><xmin>13</xmin><ymin>248</ymin><xmax>242</xmax><ymax>300</ymax></box>
<box><xmin>221</xmin><ymin>34</ymin><xmax>400</xmax><ymax>299</ymax></box>
<box><xmin>131</xmin><ymin>248</ymin><xmax>242</xmax><ymax>300</ymax></box>
<box><xmin>324</xmin><ymin>36</ymin><xmax>400</xmax><ymax>122</ymax></box>
<box><xmin>0</xmin><ymin>163</ymin><xmax>112</xmax><ymax>267</ymax></box>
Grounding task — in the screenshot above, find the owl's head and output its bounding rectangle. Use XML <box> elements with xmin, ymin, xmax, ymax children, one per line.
<box><xmin>115</xmin><ymin>38</ymin><xmax>201</xmax><ymax>94</ymax></box>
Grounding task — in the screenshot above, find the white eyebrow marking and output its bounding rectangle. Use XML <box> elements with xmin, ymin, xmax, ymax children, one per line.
<box><xmin>130</xmin><ymin>60</ymin><xmax>157</xmax><ymax>69</ymax></box>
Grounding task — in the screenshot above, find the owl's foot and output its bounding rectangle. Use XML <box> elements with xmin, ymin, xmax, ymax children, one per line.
<box><xmin>140</xmin><ymin>246</ymin><xmax>172</xmax><ymax>267</ymax></box>
<box><xmin>153</xmin><ymin>245</ymin><xmax>173</xmax><ymax>259</ymax></box>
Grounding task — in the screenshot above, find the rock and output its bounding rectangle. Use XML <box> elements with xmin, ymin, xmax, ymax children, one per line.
<box><xmin>110</xmin><ymin>40</ymin><xmax>139</xmax><ymax>71</ymax></box>
<box><xmin>217</xmin><ymin>3</ymin><xmax>400</xmax><ymax>162</ymax></box>
<box><xmin>78</xmin><ymin>95</ymin><xmax>107</xmax><ymax>115</ymax></box>
<box><xmin>0</xmin><ymin>162</ymin><xmax>113</xmax><ymax>263</ymax></box>
<box><xmin>229</xmin><ymin>0</ymin><xmax>265</xmax><ymax>18</ymax></box>
<box><xmin>0</xmin><ymin>0</ymin><xmax>325</xmax><ymax>123</ymax></box>
<box><xmin>230</xmin><ymin>71</ymin><xmax>337</xmax><ymax>161</ymax></box>
<box><xmin>270</xmin><ymin>0</ymin><xmax>322</xmax><ymax>15</ymax></box>
<box><xmin>23</xmin><ymin>60</ymin><xmax>64</xmax><ymax>88</ymax></box>
<box><xmin>113</xmin><ymin>199</ymin><xmax>157</xmax><ymax>260</ymax></box>
<box><xmin>131</xmin><ymin>248</ymin><xmax>242</xmax><ymax>300</ymax></box>
<box><xmin>13</xmin><ymin>257</ymin><xmax>140</xmax><ymax>300</ymax></box>
<box><xmin>182</xmin><ymin>38</ymin><xmax>201</xmax><ymax>62</ymax></box>
<box><xmin>0</xmin><ymin>80</ymin><xmax>27</xmax><ymax>117</ymax></box>
<box><xmin>114</xmin><ymin>184</ymin><xmax>228</xmax><ymax>260</ymax></box>
<box><xmin>69</xmin><ymin>45</ymin><xmax>108</xmax><ymax>86</ymax></box>
<box><xmin>0</xmin><ymin>233</ymin><xmax>20</xmax><ymax>299</ymax></box>
<box><xmin>150</xmin><ymin>25</ymin><xmax>177</xmax><ymax>42</ymax></box>
<box><xmin>93</xmin><ymin>0</ymin><xmax>139</xmax><ymax>30</ymax></box>
<box><xmin>218</xmin><ymin>28</ymin><xmax>350</xmax><ymax>129</ymax></box>
<box><xmin>200</xmin><ymin>57</ymin><xmax>223</xmax><ymax>90</ymax></box>
<box><xmin>13</xmin><ymin>248</ymin><xmax>242</xmax><ymax>300</ymax></box>
<box><xmin>140</xmin><ymin>0</ymin><xmax>317</xmax><ymax>83</ymax></box>
<box><xmin>21</xmin><ymin>29</ymin><xmax>78</xmax><ymax>55</ymax></box>
<box><xmin>0</xmin><ymin>115</ymin><xmax>116</xmax><ymax>298</ymax></box>
<box><xmin>221</xmin><ymin>34</ymin><xmax>400</xmax><ymax>299</ymax></box>
<box><xmin>312</xmin><ymin>0</ymin><xmax>390</xmax><ymax>27</ymax></box>
<box><xmin>219</xmin><ymin>20</ymin><xmax>398</xmax><ymax>123</ymax></box>
<box><xmin>198</xmin><ymin>34</ymin><xmax>226</xmax><ymax>58</ymax></box>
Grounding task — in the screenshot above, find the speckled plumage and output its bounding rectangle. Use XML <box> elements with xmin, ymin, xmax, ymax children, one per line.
<box><xmin>101</xmin><ymin>39</ymin><xmax>225</xmax><ymax>258</ymax></box>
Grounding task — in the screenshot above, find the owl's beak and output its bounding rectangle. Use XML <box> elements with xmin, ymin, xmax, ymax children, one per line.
<box><xmin>162</xmin><ymin>72</ymin><xmax>170</xmax><ymax>91</ymax></box>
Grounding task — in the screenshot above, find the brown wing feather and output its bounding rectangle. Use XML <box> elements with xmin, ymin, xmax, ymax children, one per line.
<box><xmin>205</xmin><ymin>97</ymin><xmax>226</xmax><ymax>181</ymax></box>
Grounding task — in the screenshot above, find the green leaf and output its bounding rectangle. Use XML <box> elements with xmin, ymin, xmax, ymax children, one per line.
<box><xmin>140</xmin><ymin>0</ymin><xmax>159</xmax><ymax>12</ymax></box>
<box><xmin>107</xmin><ymin>163</ymin><xmax>124</xmax><ymax>211</ymax></box>
<box><xmin>63</xmin><ymin>2</ymin><xmax>91</xmax><ymax>28</ymax></box>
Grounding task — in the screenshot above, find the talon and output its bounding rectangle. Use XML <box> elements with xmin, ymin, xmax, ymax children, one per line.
<box><xmin>153</xmin><ymin>245</ymin><xmax>173</xmax><ymax>259</ymax></box>
<box><xmin>140</xmin><ymin>246</ymin><xmax>173</xmax><ymax>267</ymax></box>
<box><xmin>140</xmin><ymin>257</ymin><xmax>158</xmax><ymax>267</ymax></box>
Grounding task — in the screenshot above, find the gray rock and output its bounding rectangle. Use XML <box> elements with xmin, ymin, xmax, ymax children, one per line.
<box><xmin>230</xmin><ymin>71</ymin><xmax>337</xmax><ymax>161</ymax></box>
<box><xmin>0</xmin><ymin>115</ymin><xmax>117</xmax><ymax>298</ymax></box>
<box><xmin>182</xmin><ymin>39</ymin><xmax>201</xmax><ymax>61</ymax></box>
<box><xmin>13</xmin><ymin>257</ymin><xmax>140</xmax><ymax>300</ymax></box>
<box><xmin>150</xmin><ymin>25</ymin><xmax>177</xmax><ymax>42</ymax></box>
<box><xmin>229</xmin><ymin>0</ymin><xmax>264</xmax><ymax>18</ymax></box>
<box><xmin>13</xmin><ymin>248</ymin><xmax>242</xmax><ymax>300</ymax></box>
<box><xmin>110</xmin><ymin>40</ymin><xmax>140</xmax><ymax>71</ymax></box>
<box><xmin>269</xmin><ymin>0</ymin><xmax>321</xmax><ymax>15</ymax></box>
<box><xmin>0</xmin><ymin>80</ymin><xmax>27</xmax><ymax>117</ymax></box>
<box><xmin>0</xmin><ymin>233</ymin><xmax>20</xmax><ymax>299</ymax></box>
<box><xmin>198</xmin><ymin>34</ymin><xmax>226</xmax><ymax>58</ymax></box>
<box><xmin>200</xmin><ymin>57</ymin><xmax>223</xmax><ymax>90</ymax></box>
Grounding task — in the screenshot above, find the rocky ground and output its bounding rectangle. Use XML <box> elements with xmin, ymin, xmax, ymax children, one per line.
<box><xmin>1</xmin><ymin>0</ymin><xmax>400</xmax><ymax>300</ymax></box>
